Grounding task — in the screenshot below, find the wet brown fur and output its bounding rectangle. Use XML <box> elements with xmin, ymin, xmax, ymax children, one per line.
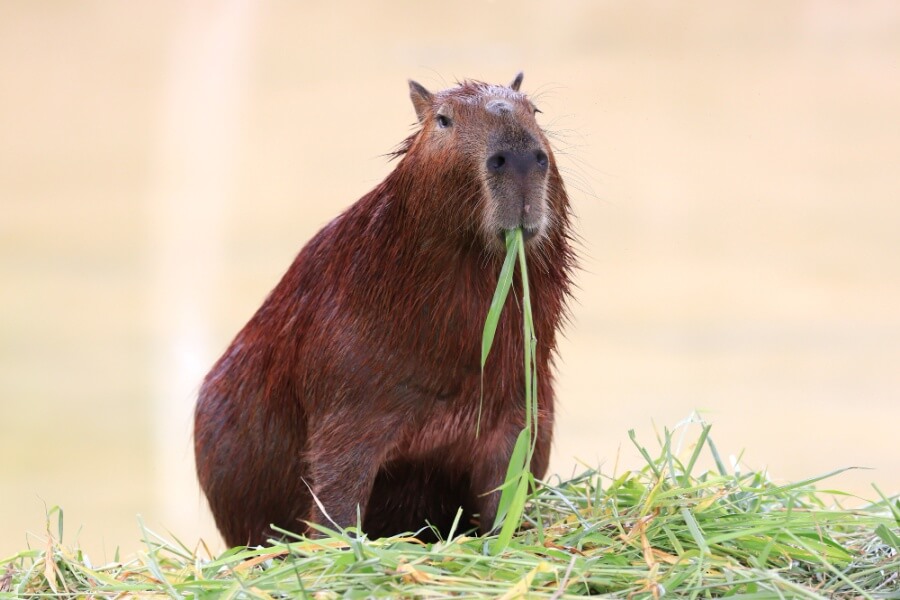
<box><xmin>194</xmin><ymin>74</ymin><xmax>575</xmax><ymax>547</ymax></box>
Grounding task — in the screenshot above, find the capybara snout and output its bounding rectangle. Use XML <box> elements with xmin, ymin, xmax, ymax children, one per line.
<box><xmin>195</xmin><ymin>72</ymin><xmax>574</xmax><ymax>547</ymax></box>
<box><xmin>485</xmin><ymin>136</ymin><xmax>550</xmax><ymax>234</ymax></box>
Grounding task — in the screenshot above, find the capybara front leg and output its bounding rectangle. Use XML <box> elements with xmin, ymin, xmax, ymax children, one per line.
<box><xmin>304</xmin><ymin>432</ymin><xmax>390</xmax><ymax>536</ymax></box>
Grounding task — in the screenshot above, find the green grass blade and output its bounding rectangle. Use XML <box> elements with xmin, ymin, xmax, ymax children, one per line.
<box><xmin>484</xmin><ymin>228</ymin><xmax>537</xmax><ymax>555</ymax></box>
<box><xmin>516</xmin><ymin>228</ymin><xmax>534</xmax><ymax>335</ymax></box>
<box><xmin>491</xmin><ymin>474</ymin><xmax>530</xmax><ymax>554</ymax></box>
<box><xmin>493</xmin><ymin>428</ymin><xmax>531</xmax><ymax>530</ymax></box>
<box><xmin>706</xmin><ymin>434</ymin><xmax>729</xmax><ymax>476</ymax></box>
<box><xmin>515</xmin><ymin>229</ymin><xmax>538</xmax><ymax>451</ymax></box>
<box><xmin>681</xmin><ymin>508</ymin><xmax>710</xmax><ymax>555</ymax></box>
<box><xmin>875</xmin><ymin>523</ymin><xmax>900</xmax><ymax>550</ymax></box>
<box><xmin>478</xmin><ymin>229</ymin><xmax>520</xmax><ymax>435</ymax></box>
<box><xmin>480</xmin><ymin>230</ymin><xmax>519</xmax><ymax>369</ymax></box>
<box><xmin>682</xmin><ymin>423</ymin><xmax>712</xmax><ymax>485</ymax></box>
<box><xmin>628</xmin><ymin>429</ymin><xmax>661</xmax><ymax>478</ymax></box>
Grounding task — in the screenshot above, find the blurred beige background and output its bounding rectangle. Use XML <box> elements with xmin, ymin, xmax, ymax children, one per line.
<box><xmin>2</xmin><ymin>1</ymin><xmax>898</xmax><ymax>559</ymax></box>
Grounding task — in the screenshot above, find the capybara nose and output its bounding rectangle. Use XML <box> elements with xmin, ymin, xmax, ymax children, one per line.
<box><xmin>486</xmin><ymin>148</ymin><xmax>549</xmax><ymax>178</ymax></box>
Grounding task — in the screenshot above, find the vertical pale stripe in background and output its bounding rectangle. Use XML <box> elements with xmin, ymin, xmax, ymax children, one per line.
<box><xmin>149</xmin><ymin>0</ymin><xmax>257</xmax><ymax>546</ymax></box>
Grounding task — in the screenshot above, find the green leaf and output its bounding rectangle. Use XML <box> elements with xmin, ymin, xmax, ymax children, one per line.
<box><xmin>491</xmin><ymin>473</ymin><xmax>530</xmax><ymax>555</ymax></box>
<box><xmin>477</xmin><ymin>230</ymin><xmax>520</xmax><ymax>436</ymax></box>
<box><xmin>680</xmin><ymin>508</ymin><xmax>710</xmax><ymax>555</ymax></box>
<box><xmin>481</xmin><ymin>228</ymin><xmax>539</xmax><ymax>555</ymax></box>
<box><xmin>875</xmin><ymin>524</ymin><xmax>900</xmax><ymax>550</ymax></box>
<box><xmin>629</xmin><ymin>429</ymin><xmax>661</xmax><ymax>478</ymax></box>
<box><xmin>480</xmin><ymin>230</ymin><xmax>520</xmax><ymax>369</ymax></box>
<box><xmin>682</xmin><ymin>423</ymin><xmax>712</xmax><ymax>485</ymax></box>
<box><xmin>493</xmin><ymin>428</ymin><xmax>531</xmax><ymax>530</ymax></box>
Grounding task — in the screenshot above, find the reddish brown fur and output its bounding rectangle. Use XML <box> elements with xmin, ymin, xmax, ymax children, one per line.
<box><xmin>194</xmin><ymin>74</ymin><xmax>575</xmax><ymax>547</ymax></box>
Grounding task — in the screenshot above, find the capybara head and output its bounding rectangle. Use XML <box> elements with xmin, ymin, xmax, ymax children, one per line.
<box><xmin>404</xmin><ymin>73</ymin><xmax>559</xmax><ymax>249</ymax></box>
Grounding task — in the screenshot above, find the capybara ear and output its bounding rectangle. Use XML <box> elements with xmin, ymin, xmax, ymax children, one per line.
<box><xmin>509</xmin><ymin>71</ymin><xmax>524</xmax><ymax>92</ymax></box>
<box><xmin>408</xmin><ymin>80</ymin><xmax>433</xmax><ymax>123</ymax></box>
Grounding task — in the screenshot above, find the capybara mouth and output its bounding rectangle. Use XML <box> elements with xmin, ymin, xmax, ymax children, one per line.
<box><xmin>497</xmin><ymin>227</ymin><xmax>539</xmax><ymax>244</ymax></box>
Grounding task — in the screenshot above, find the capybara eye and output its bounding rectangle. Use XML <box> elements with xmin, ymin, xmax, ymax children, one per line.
<box><xmin>535</xmin><ymin>150</ymin><xmax>549</xmax><ymax>168</ymax></box>
<box><xmin>436</xmin><ymin>114</ymin><xmax>452</xmax><ymax>128</ymax></box>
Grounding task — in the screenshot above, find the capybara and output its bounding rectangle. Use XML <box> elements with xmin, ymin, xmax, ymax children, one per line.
<box><xmin>194</xmin><ymin>73</ymin><xmax>575</xmax><ymax>547</ymax></box>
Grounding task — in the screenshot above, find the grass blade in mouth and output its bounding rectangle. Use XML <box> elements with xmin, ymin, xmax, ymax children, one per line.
<box><xmin>477</xmin><ymin>229</ymin><xmax>520</xmax><ymax>436</ymax></box>
<box><xmin>480</xmin><ymin>228</ymin><xmax>537</xmax><ymax>554</ymax></box>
